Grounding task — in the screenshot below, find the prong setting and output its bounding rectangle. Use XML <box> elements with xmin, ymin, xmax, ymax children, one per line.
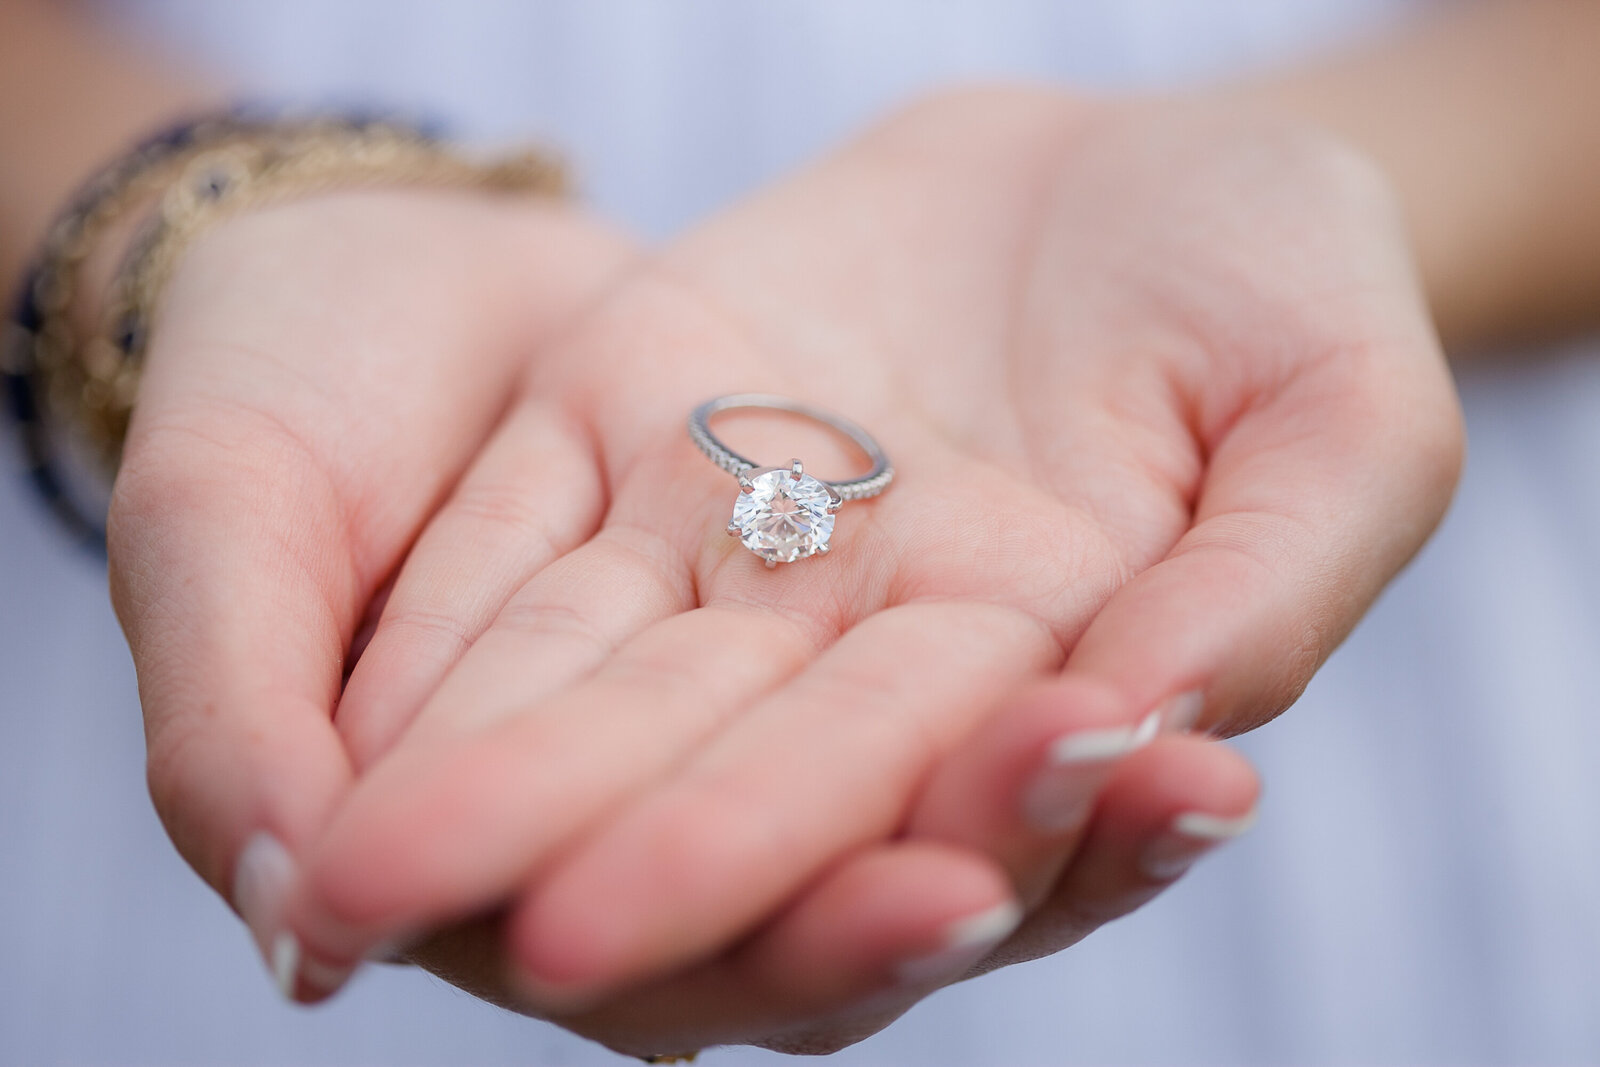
<box><xmin>727</xmin><ymin>466</ymin><xmax>837</xmax><ymax>566</ymax></box>
<box><xmin>691</xmin><ymin>395</ymin><xmax>891</xmax><ymax>571</ymax></box>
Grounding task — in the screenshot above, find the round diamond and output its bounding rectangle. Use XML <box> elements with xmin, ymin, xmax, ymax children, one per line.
<box><xmin>730</xmin><ymin>469</ymin><xmax>835</xmax><ymax>563</ymax></box>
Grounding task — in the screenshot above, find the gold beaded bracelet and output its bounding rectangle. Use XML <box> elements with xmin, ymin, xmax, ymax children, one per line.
<box><xmin>4</xmin><ymin>110</ymin><xmax>567</xmax><ymax>543</ymax></box>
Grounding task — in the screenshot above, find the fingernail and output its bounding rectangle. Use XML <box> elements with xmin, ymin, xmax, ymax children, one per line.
<box><xmin>235</xmin><ymin>833</ymin><xmax>364</xmax><ymax>1001</ymax></box>
<box><xmin>1157</xmin><ymin>689</ymin><xmax>1206</xmax><ymax>733</ymax></box>
<box><xmin>271</xmin><ymin>931</ymin><xmax>301</xmax><ymax>999</ymax></box>
<box><xmin>895</xmin><ymin>900</ymin><xmax>1023</xmax><ymax>986</ymax></box>
<box><xmin>234</xmin><ymin>833</ymin><xmax>297</xmax><ymax>990</ymax></box>
<box><xmin>299</xmin><ymin>953</ymin><xmax>358</xmax><ymax>995</ymax></box>
<box><xmin>271</xmin><ymin>933</ymin><xmax>361</xmax><ymax>1001</ymax></box>
<box><xmin>1138</xmin><ymin>808</ymin><xmax>1258</xmax><ymax>881</ymax></box>
<box><xmin>1022</xmin><ymin>710</ymin><xmax>1160</xmax><ymax>833</ymax></box>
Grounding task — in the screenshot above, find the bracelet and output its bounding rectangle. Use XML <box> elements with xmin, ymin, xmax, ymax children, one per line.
<box><xmin>4</xmin><ymin>112</ymin><xmax>242</xmax><ymax>546</ymax></box>
<box><xmin>3</xmin><ymin>109</ymin><xmax>568</xmax><ymax>547</ymax></box>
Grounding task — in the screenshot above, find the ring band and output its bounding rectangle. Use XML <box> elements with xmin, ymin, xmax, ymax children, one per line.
<box><xmin>688</xmin><ymin>394</ymin><xmax>893</xmax><ymax>500</ymax></box>
<box><xmin>687</xmin><ymin>393</ymin><xmax>894</xmax><ymax>566</ymax></box>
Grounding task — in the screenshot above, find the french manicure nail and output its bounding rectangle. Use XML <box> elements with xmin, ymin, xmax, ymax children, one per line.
<box><xmin>234</xmin><ymin>833</ymin><xmax>297</xmax><ymax>989</ymax></box>
<box><xmin>895</xmin><ymin>900</ymin><xmax>1023</xmax><ymax>986</ymax></box>
<box><xmin>271</xmin><ymin>931</ymin><xmax>301</xmax><ymax>1000</ymax></box>
<box><xmin>1138</xmin><ymin>808</ymin><xmax>1258</xmax><ymax>881</ymax></box>
<box><xmin>1158</xmin><ymin>689</ymin><xmax>1206</xmax><ymax>733</ymax></box>
<box><xmin>1022</xmin><ymin>711</ymin><xmax>1160</xmax><ymax>833</ymax></box>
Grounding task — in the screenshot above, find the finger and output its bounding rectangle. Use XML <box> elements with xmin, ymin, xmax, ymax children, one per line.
<box><xmin>554</xmin><ymin>843</ymin><xmax>1020</xmax><ymax>1059</ymax></box>
<box><xmin>107</xmin><ymin>197</ymin><xmax>637</xmax><ymax>1001</ymax></box>
<box><xmin>1001</xmin><ymin>115</ymin><xmax>1464</xmax><ymax>738</ymax></box>
<box><xmin>367</xmin><ymin>427</ymin><xmax>729</xmax><ymax>758</ymax></box>
<box><xmin>290</xmin><ymin>597</ymin><xmax>831</xmax><ymax>971</ymax></box>
<box><xmin>335</xmin><ymin>399</ymin><xmax>604</xmax><ymax>768</ymax></box>
<box><xmin>1059</xmin><ymin>345</ymin><xmax>1463</xmax><ymax>741</ymax></box>
<box><xmin>289</xmin><ymin>407</ymin><xmax>871</xmax><ymax>979</ymax></box>
<box><xmin>981</xmin><ymin>734</ymin><xmax>1260</xmax><ymax>972</ymax></box>
<box><xmin>564</xmin><ymin>737</ymin><xmax>1254</xmax><ymax>1056</ymax></box>
<box><xmin>504</xmin><ymin>599</ymin><xmax>1060</xmax><ymax>1009</ymax></box>
<box><xmin>904</xmin><ymin>675</ymin><xmax>1164</xmax><ymax>907</ymax></box>
<box><xmin>284</xmin><ymin>525</ymin><xmax>692</xmax><ymax>998</ymax></box>
<box><xmin>108</xmin><ymin>409</ymin><xmax>358</xmax><ymax>993</ymax></box>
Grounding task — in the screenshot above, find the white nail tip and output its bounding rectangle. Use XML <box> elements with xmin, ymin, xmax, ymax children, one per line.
<box><xmin>271</xmin><ymin>931</ymin><xmax>301</xmax><ymax>1000</ymax></box>
<box><xmin>1047</xmin><ymin>710</ymin><xmax>1160</xmax><ymax>766</ymax></box>
<box><xmin>895</xmin><ymin>901</ymin><xmax>1023</xmax><ymax>986</ymax></box>
<box><xmin>945</xmin><ymin>900</ymin><xmax>1024</xmax><ymax>951</ymax></box>
<box><xmin>1172</xmin><ymin>808</ymin><xmax>1259</xmax><ymax>841</ymax></box>
<box><xmin>233</xmin><ymin>832</ymin><xmax>294</xmax><ymax>938</ymax></box>
<box><xmin>1138</xmin><ymin>808</ymin><xmax>1260</xmax><ymax>880</ymax></box>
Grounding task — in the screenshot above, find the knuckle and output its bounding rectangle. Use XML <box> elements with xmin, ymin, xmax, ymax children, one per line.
<box><xmin>377</xmin><ymin>607</ymin><xmax>475</xmax><ymax>660</ymax></box>
<box><xmin>448</xmin><ymin>482</ymin><xmax>560</xmax><ymax>547</ymax></box>
<box><xmin>601</xmin><ymin>641</ymin><xmax>696</xmax><ymax>693</ymax></box>
<box><xmin>493</xmin><ymin>597</ymin><xmax>613</xmax><ymax>656</ymax></box>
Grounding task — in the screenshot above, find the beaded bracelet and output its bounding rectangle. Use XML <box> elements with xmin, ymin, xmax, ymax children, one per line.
<box><xmin>3</xmin><ymin>108</ymin><xmax>567</xmax><ymax>548</ymax></box>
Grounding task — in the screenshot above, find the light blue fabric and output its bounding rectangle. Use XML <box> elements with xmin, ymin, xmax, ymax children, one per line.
<box><xmin>4</xmin><ymin>2</ymin><xmax>1597</xmax><ymax>1063</ymax></box>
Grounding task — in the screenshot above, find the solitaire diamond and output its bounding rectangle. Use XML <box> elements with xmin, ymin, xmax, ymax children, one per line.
<box><xmin>729</xmin><ymin>467</ymin><xmax>836</xmax><ymax>563</ymax></box>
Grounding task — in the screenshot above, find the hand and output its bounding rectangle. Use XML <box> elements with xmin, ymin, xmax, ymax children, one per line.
<box><xmin>106</xmin><ymin>186</ymin><xmax>636</xmax><ymax>971</ymax></box>
<box><xmin>282</xmin><ymin>87</ymin><xmax>1460</xmax><ymax>1054</ymax></box>
<box><xmin>106</xmin><ymin>181</ymin><xmax>1071</xmax><ymax>1057</ymax></box>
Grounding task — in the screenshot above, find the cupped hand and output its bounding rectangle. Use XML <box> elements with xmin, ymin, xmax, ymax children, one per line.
<box><xmin>282</xmin><ymin>87</ymin><xmax>1460</xmax><ymax>1055</ymax></box>
<box><xmin>106</xmin><ymin>186</ymin><xmax>637</xmax><ymax>969</ymax></box>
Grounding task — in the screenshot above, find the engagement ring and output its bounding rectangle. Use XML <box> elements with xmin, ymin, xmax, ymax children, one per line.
<box><xmin>687</xmin><ymin>394</ymin><xmax>893</xmax><ymax>567</ymax></box>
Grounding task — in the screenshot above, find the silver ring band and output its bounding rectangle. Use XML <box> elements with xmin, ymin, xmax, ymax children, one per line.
<box><xmin>687</xmin><ymin>393</ymin><xmax>894</xmax><ymax>501</ymax></box>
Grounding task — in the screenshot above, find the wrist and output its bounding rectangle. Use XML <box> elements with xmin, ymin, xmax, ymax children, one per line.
<box><xmin>6</xmin><ymin>108</ymin><xmax>572</xmax><ymax>546</ymax></box>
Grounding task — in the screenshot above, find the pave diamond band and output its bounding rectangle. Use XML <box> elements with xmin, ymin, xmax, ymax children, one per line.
<box><xmin>688</xmin><ymin>394</ymin><xmax>894</xmax><ymax>566</ymax></box>
<box><xmin>687</xmin><ymin>394</ymin><xmax>893</xmax><ymax>500</ymax></box>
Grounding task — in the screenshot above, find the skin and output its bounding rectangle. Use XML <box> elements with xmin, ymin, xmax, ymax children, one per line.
<box><xmin>107</xmin><ymin>93</ymin><xmax>1291</xmax><ymax>1056</ymax></box>
<box><xmin>7</xmin><ymin>0</ymin><xmax>1599</xmax><ymax>1058</ymax></box>
<box><xmin>253</xmin><ymin>89</ymin><xmax>1452</xmax><ymax>1054</ymax></box>
<box><xmin>108</xmin><ymin>189</ymin><xmax>638</xmax><ymax>902</ymax></box>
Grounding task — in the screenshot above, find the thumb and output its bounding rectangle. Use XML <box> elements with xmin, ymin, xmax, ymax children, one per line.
<box><xmin>1062</xmin><ymin>338</ymin><xmax>1464</xmax><ymax>738</ymax></box>
<box><xmin>108</xmin><ymin>400</ymin><xmax>360</xmax><ymax>997</ymax></box>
